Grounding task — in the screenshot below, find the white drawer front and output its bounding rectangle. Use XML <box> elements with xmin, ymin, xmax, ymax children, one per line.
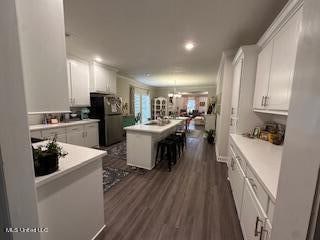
<box><xmin>246</xmin><ymin>167</ymin><xmax>269</xmax><ymax>213</ymax></box>
<box><xmin>267</xmin><ymin>200</ymin><xmax>275</xmax><ymax>224</ymax></box>
<box><xmin>66</xmin><ymin>125</ymin><xmax>84</xmax><ymax>133</ymax></box>
<box><xmin>229</xmin><ymin>143</ymin><xmax>246</xmax><ymax>172</ymax></box>
<box><xmin>42</xmin><ymin>127</ymin><xmax>66</xmax><ymax>138</ymax></box>
<box><xmin>30</xmin><ymin>130</ymin><xmax>42</xmax><ymax>139</ymax></box>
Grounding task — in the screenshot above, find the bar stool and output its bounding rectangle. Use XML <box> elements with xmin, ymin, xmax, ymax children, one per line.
<box><xmin>155</xmin><ymin>139</ymin><xmax>178</xmax><ymax>171</ymax></box>
<box><xmin>175</xmin><ymin>130</ymin><xmax>187</xmax><ymax>149</ymax></box>
<box><xmin>166</xmin><ymin>134</ymin><xmax>182</xmax><ymax>158</ymax></box>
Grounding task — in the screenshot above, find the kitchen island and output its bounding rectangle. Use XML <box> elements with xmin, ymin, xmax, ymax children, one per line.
<box><xmin>124</xmin><ymin>119</ymin><xmax>183</xmax><ymax>170</ymax></box>
<box><xmin>34</xmin><ymin>141</ymin><xmax>107</xmax><ymax>240</ymax></box>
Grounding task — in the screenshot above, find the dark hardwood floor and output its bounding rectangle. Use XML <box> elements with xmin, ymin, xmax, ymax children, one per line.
<box><xmin>102</xmin><ymin>127</ymin><xmax>243</xmax><ymax>240</ymax></box>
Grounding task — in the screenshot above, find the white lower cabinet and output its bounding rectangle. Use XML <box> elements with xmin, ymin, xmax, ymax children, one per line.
<box><xmin>228</xmin><ymin>144</ymin><xmax>273</xmax><ymax>240</ymax></box>
<box><xmin>241</xmin><ymin>179</ymin><xmax>268</xmax><ymax>240</ymax></box>
<box><xmin>30</xmin><ymin>122</ymin><xmax>99</xmax><ymax>148</ymax></box>
<box><xmin>84</xmin><ymin>124</ymin><xmax>99</xmax><ymax>147</ymax></box>
<box><xmin>67</xmin><ymin>126</ymin><xmax>86</xmax><ymax>146</ymax></box>
<box><xmin>229</xmin><ymin>154</ymin><xmax>245</xmax><ymax>218</ymax></box>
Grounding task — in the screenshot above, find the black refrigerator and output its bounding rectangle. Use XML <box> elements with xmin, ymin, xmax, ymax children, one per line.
<box><xmin>90</xmin><ymin>93</ymin><xmax>123</xmax><ymax>146</ymax></box>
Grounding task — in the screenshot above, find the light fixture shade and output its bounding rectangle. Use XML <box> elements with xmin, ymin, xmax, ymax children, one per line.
<box><xmin>168</xmin><ymin>93</ymin><xmax>174</xmax><ymax>97</ymax></box>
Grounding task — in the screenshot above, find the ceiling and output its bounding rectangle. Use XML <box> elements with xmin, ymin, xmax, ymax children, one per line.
<box><xmin>64</xmin><ymin>0</ymin><xmax>288</xmax><ymax>87</ymax></box>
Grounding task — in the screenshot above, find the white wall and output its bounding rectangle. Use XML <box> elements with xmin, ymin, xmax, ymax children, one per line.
<box><xmin>271</xmin><ymin>0</ymin><xmax>320</xmax><ymax>239</ymax></box>
<box><xmin>117</xmin><ymin>75</ymin><xmax>156</xmax><ymax>114</ymax></box>
<box><xmin>0</xmin><ymin>0</ymin><xmax>40</xmax><ymax>239</ymax></box>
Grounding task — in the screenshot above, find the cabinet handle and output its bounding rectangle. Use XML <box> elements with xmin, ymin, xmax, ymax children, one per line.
<box><xmin>254</xmin><ymin>217</ymin><xmax>263</xmax><ymax>236</ymax></box>
<box><xmin>249</xmin><ymin>178</ymin><xmax>258</xmax><ymax>193</ymax></box>
<box><xmin>231</xmin><ymin>157</ymin><xmax>235</xmax><ymax>170</ymax></box>
<box><xmin>261</xmin><ymin>96</ymin><xmax>265</xmax><ymax>107</ymax></box>
<box><xmin>264</xmin><ymin>96</ymin><xmax>269</xmax><ymax>107</ymax></box>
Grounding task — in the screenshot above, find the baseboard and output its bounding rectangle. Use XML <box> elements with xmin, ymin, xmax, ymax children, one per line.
<box><xmin>215</xmin><ymin>145</ymin><xmax>229</xmax><ymax>164</ymax></box>
<box><xmin>91</xmin><ymin>225</ymin><xmax>106</xmax><ymax>240</ymax></box>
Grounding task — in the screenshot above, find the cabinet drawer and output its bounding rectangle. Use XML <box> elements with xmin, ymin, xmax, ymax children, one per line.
<box><xmin>30</xmin><ymin>130</ymin><xmax>42</xmax><ymax>139</ymax></box>
<box><xmin>246</xmin><ymin>167</ymin><xmax>269</xmax><ymax>213</ymax></box>
<box><xmin>229</xmin><ymin>143</ymin><xmax>246</xmax><ymax>172</ymax></box>
<box><xmin>42</xmin><ymin>127</ymin><xmax>66</xmax><ymax>137</ymax></box>
<box><xmin>66</xmin><ymin>125</ymin><xmax>84</xmax><ymax>133</ymax></box>
<box><xmin>85</xmin><ymin>123</ymin><xmax>98</xmax><ymax>129</ymax></box>
<box><xmin>267</xmin><ymin>200</ymin><xmax>275</xmax><ymax>224</ymax></box>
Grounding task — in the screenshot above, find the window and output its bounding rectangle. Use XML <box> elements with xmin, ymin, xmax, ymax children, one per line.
<box><xmin>141</xmin><ymin>94</ymin><xmax>151</xmax><ymax>122</ymax></box>
<box><xmin>134</xmin><ymin>88</ymin><xmax>151</xmax><ymax>123</ymax></box>
<box><xmin>187</xmin><ymin>99</ymin><xmax>196</xmax><ymax>113</ymax></box>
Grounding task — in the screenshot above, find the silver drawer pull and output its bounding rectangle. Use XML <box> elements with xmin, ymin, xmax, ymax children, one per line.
<box><xmin>249</xmin><ymin>178</ymin><xmax>258</xmax><ymax>193</ymax></box>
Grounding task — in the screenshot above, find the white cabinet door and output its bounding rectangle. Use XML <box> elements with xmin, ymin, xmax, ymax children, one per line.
<box><xmin>92</xmin><ymin>64</ymin><xmax>108</xmax><ymax>93</ymax></box>
<box><xmin>84</xmin><ymin>123</ymin><xmax>99</xmax><ymax>147</ymax></box>
<box><xmin>66</xmin><ymin>126</ymin><xmax>85</xmax><ymax>146</ymax></box>
<box><xmin>267</xmin><ymin>8</ymin><xmax>302</xmax><ymax>111</ymax></box>
<box><xmin>253</xmin><ymin>41</ymin><xmax>273</xmax><ymax>109</ymax></box>
<box><xmin>231</xmin><ymin>58</ymin><xmax>243</xmax><ymax>117</ymax></box>
<box><xmin>108</xmin><ymin>70</ymin><xmax>117</xmax><ymax>94</ymax></box>
<box><xmin>241</xmin><ymin>179</ymin><xmax>268</xmax><ymax>240</ymax></box>
<box><xmin>69</xmin><ymin>59</ymin><xmax>90</xmax><ymax>106</ymax></box>
<box><xmin>228</xmin><ymin>153</ymin><xmax>245</xmax><ymax>218</ymax></box>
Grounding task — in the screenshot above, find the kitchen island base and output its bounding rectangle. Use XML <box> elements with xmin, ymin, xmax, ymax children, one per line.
<box><xmin>125</xmin><ymin>120</ymin><xmax>183</xmax><ymax>170</ymax></box>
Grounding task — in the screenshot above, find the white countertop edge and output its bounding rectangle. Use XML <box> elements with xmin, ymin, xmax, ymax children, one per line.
<box><xmin>124</xmin><ymin>119</ymin><xmax>183</xmax><ymax>133</ymax></box>
<box><xmin>34</xmin><ymin>142</ymin><xmax>107</xmax><ymax>188</ymax></box>
<box><xmin>30</xmin><ymin>119</ymin><xmax>100</xmax><ymax>131</ymax></box>
<box><xmin>229</xmin><ymin>134</ymin><xmax>282</xmax><ymax>202</ymax></box>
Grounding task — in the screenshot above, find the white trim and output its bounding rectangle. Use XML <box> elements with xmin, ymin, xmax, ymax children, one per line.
<box><xmin>28</xmin><ymin>110</ymin><xmax>71</xmax><ymax>115</ymax></box>
<box><xmin>215</xmin><ymin>145</ymin><xmax>229</xmax><ymax>163</ymax></box>
<box><xmin>253</xmin><ymin>109</ymin><xmax>288</xmax><ymax>116</ymax></box>
<box><xmin>257</xmin><ymin>0</ymin><xmax>304</xmax><ymax>48</ymax></box>
<box><xmin>91</xmin><ymin>225</ymin><xmax>106</xmax><ymax>240</ymax></box>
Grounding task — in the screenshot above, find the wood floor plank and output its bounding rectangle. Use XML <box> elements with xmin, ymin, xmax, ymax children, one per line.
<box><xmin>102</xmin><ymin>129</ymin><xmax>243</xmax><ymax>240</ymax></box>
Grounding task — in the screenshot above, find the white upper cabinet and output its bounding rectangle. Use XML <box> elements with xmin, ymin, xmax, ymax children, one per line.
<box><xmin>231</xmin><ymin>57</ymin><xmax>243</xmax><ymax>117</ymax></box>
<box><xmin>253</xmin><ymin>41</ymin><xmax>273</xmax><ymax>110</ymax></box>
<box><xmin>16</xmin><ymin>0</ymin><xmax>70</xmax><ymax>113</ymax></box>
<box><xmin>253</xmin><ymin>5</ymin><xmax>303</xmax><ymax>113</ymax></box>
<box><xmin>267</xmin><ymin>8</ymin><xmax>302</xmax><ymax>110</ymax></box>
<box><xmin>90</xmin><ymin>63</ymin><xmax>117</xmax><ymax>94</ymax></box>
<box><xmin>67</xmin><ymin>58</ymin><xmax>90</xmax><ymax>106</ymax></box>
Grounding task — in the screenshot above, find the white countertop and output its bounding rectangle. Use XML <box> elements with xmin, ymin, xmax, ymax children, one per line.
<box><xmin>34</xmin><ymin>141</ymin><xmax>106</xmax><ymax>188</ymax></box>
<box><xmin>29</xmin><ymin>119</ymin><xmax>100</xmax><ymax>131</ymax></box>
<box><xmin>124</xmin><ymin>119</ymin><xmax>183</xmax><ymax>134</ymax></box>
<box><xmin>230</xmin><ymin>134</ymin><xmax>283</xmax><ymax>202</ymax></box>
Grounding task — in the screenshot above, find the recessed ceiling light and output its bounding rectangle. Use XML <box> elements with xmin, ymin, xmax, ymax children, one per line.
<box><xmin>94</xmin><ymin>56</ymin><xmax>103</xmax><ymax>62</ymax></box>
<box><xmin>184</xmin><ymin>41</ymin><xmax>195</xmax><ymax>51</ymax></box>
<box><xmin>145</xmin><ymin>73</ymin><xmax>151</xmax><ymax>77</ymax></box>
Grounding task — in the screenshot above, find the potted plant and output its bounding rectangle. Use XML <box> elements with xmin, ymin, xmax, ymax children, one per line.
<box><xmin>32</xmin><ymin>137</ymin><xmax>67</xmax><ymax>176</ymax></box>
<box><xmin>205</xmin><ymin>129</ymin><xmax>215</xmax><ymax>144</ymax></box>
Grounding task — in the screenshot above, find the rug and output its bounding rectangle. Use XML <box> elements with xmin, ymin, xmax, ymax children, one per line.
<box><xmin>187</xmin><ymin>129</ymin><xmax>204</xmax><ymax>138</ymax></box>
<box><xmin>97</xmin><ymin>141</ymin><xmax>127</xmax><ymax>161</ymax></box>
<box><xmin>103</xmin><ymin>167</ymin><xmax>129</xmax><ymax>192</ymax></box>
<box><xmin>123</xmin><ymin>166</ymin><xmax>148</xmax><ymax>175</ymax></box>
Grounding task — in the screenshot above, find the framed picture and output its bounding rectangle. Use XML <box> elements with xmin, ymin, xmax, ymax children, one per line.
<box><xmin>199</xmin><ymin>101</ymin><xmax>205</xmax><ymax>106</ymax></box>
<box><xmin>253</xmin><ymin>127</ymin><xmax>261</xmax><ymax>138</ymax></box>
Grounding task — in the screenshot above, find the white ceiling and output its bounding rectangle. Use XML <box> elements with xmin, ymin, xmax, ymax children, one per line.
<box><xmin>63</xmin><ymin>0</ymin><xmax>288</xmax><ymax>87</ymax></box>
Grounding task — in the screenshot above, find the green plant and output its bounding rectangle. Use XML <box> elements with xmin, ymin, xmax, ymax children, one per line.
<box><xmin>33</xmin><ymin>136</ymin><xmax>67</xmax><ymax>161</ymax></box>
<box><xmin>205</xmin><ymin>129</ymin><xmax>215</xmax><ymax>144</ymax></box>
<box><xmin>205</xmin><ymin>129</ymin><xmax>216</xmax><ymax>137</ymax></box>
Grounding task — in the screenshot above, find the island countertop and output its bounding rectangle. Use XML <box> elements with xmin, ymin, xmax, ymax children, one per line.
<box><xmin>124</xmin><ymin>119</ymin><xmax>183</xmax><ymax>134</ymax></box>
<box><xmin>33</xmin><ymin>141</ymin><xmax>106</xmax><ymax>188</ymax></box>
